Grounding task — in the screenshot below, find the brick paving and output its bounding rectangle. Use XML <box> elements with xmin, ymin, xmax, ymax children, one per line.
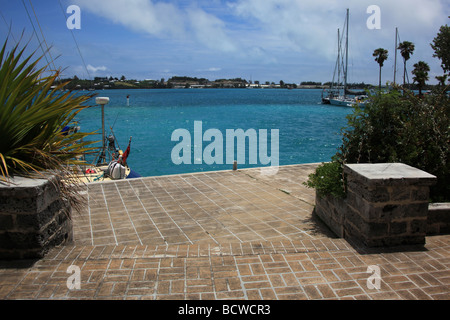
<box><xmin>0</xmin><ymin>164</ymin><xmax>449</xmax><ymax>300</ymax></box>
<box><xmin>72</xmin><ymin>163</ymin><xmax>332</xmax><ymax>246</ymax></box>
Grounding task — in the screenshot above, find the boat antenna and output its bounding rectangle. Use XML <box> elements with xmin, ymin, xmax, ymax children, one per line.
<box><xmin>394</xmin><ymin>29</ymin><xmax>410</xmax><ymax>86</ymax></box>
<box><xmin>328</xmin><ymin>28</ymin><xmax>340</xmax><ymax>91</ymax></box>
<box><xmin>58</xmin><ymin>0</ymin><xmax>91</xmax><ymax>80</ymax></box>
<box><xmin>95</xmin><ymin>97</ymin><xmax>110</xmax><ymax>166</ymax></box>
<box><xmin>27</xmin><ymin>0</ymin><xmax>58</xmax><ymax>73</ymax></box>
<box><xmin>337</xmin><ymin>28</ymin><xmax>341</xmax><ymax>89</ymax></box>
<box><xmin>21</xmin><ymin>0</ymin><xmax>52</xmax><ymax>69</ymax></box>
<box><xmin>394</xmin><ymin>27</ymin><xmax>398</xmax><ymax>85</ymax></box>
<box><xmin>344</xmin><ymin>8</ymin><xmax>349</xmax><ymax>97</ymax></box>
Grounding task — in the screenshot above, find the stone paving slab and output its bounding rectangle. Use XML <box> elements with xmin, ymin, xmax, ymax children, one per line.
<box><xmin>0</xmin><ymin>164</ymin><xmax>449</xmax><ymax>300</ymax></box>
<box><xmin>72</xmin><ymin>164</ymin><xmax>332</xmax><ymax>247</ymax></box>
<box><xmin>0</xmin><ymin>236</ymin><xmax>448</xmax><ymax>300</ymax></box>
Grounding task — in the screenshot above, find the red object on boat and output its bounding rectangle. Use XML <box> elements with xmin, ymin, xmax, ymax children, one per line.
<box><xmin>122</xmin><ymin>137</ymin><xmax>132</xmax><ymax>163</ymax></box>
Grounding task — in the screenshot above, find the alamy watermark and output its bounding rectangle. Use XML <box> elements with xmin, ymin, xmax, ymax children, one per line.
<box><xmin>366</xmin><ymin>265</ymin><xmax>382</xmax><ymax>290</ymax></box>
<box><xmin>66</xmin><ymin>5</ymin><xmax>81</xmax><ymax>30</ymax></box>
<box><xmin>66</xmin><ymin>265</ymin><xmax>81</xmax><ymax>290</ymax></box>
<box><xmin>367</xmin><ymin>5</ymin><xmax>381</xmax><ymax>30</ymax></box>
<box><xmin>66</xmin><ymin>4</ymin><xmax>381</xmax><ymax>31</ymax></box>
<box><xmin>171</xmin><ymin>121</ymin><xmax>279</xmax><ymax>175</ymax></box>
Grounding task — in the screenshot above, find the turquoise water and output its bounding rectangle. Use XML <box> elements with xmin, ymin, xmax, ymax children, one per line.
<box><xmin>76</xmin><ymin>89</ymin><xmax>353</xmax><ymax>177</ymax></box>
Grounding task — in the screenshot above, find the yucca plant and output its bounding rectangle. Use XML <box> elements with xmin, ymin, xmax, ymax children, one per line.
<box><xmin>0</xmin><ymin>39</ymin><xmax>98</xmax><ymax>211</ymax></box>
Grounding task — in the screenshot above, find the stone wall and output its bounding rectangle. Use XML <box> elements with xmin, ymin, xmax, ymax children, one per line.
<box><xmin>314</xmin><ymin>163</ymin><xmax>439</xmax><ymax>247</ymax></box>
<box><xmin>0</xmin><ymin>175</ymin><xmax>73</xmax><ymax>260</ymax></box>
<box><xmin>427</xmin><ymin>203</ymin><xmax>450</xmax><ymax>235</ymax></box>
<box><xmin>314</xmin><ymin>193</ymin><xmax>345</xmax><ymax>238</ymax></box>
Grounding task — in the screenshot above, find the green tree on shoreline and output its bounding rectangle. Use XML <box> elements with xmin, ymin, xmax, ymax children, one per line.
<box><xmin>431</xmin><ymin>17</ymin><xmax>450</xmax><ymax>76</ymax></box>
<box><xmin>398</xmin><ymin>41</ymin><xmax>415</xmax><ymax>87</ymax></box>
<box><xmin>412</xmin><ymin>61</ymin><xmax>430</xmax><ymax>96</ymax></box>
<box><xmin>436</xmin><ymin>74</ymin><xmax>447</xmax><ymax>87</ymax></box>
<box><xmin>373</xmin><ymin>48</ymin><xmax>389</xmax><ymax>92</ymax></box>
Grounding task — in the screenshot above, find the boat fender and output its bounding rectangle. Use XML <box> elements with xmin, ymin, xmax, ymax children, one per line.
<box><xmin>107</xmin><ymin>161</ymin><xmax>116</xmax><ymax>177</ymax></box>
<box><xmin>108</xmin><ymin>161</ymin><xmax>126</xmax><ymax>179</ymax></box>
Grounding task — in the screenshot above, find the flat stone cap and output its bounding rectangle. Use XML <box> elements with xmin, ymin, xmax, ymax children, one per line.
<box><xmin>344</xmin><ymin>163</ymin><xmax>437</xmax><ymax>186</ymax></box>
<box><xmin>0</xmin><ymin>176</ymin><xmax>49</xmax><ymax>189</ymax></box>
<box><xmin>0</xmin><ymin>175</ymin><xmax>56</xmax><ymax>198</ymax></box>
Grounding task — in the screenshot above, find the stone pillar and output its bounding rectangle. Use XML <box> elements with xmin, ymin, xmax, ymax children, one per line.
<box><xmin>0</xmin><ymin>175</ymin><xmax>73</xmax><ymax>260</ymax></box>
<box><xmin>344</xmin><ymin>163</ymin><xmax>436</xmax><ymax>247</ymax></box>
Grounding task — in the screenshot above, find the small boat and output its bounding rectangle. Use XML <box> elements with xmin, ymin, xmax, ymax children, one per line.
<box><xmin>72</xmin><ymin>97</ymin><xmax>141</xmax><ymax>183</ymax></box>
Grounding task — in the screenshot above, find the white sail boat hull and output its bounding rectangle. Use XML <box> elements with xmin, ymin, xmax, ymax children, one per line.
<box><xmin>329</xmin><ymin>96</ymin><xmax>367</xmax><ymax>108</ymax></box>
<box><xmin>329</xmin><ymin>97</ymin><xmax>354</xmax><ymax>107</ymax></box>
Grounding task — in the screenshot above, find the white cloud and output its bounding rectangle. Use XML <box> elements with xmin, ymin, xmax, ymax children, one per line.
<box><xmin>74</xmin><ymin>0</ymin><xmax>185</xmax><ymax>38</ymax></box>
<box><xmin>228</xmin><ymin>0</ymin><xmax>449</xmax><ymax>82</ymax></box>
<box><xmin>74</xmin><ymin>0</ymin><xmax>238</xmax><ymax>52</ymax></box>
<box><xmin>69</xmin><ymin>0</ymin><xmax>449</xmax><ymax>83</ymax></box>
<box><xmin>187</xmin><ymin>8</ymin><xmax>237</xmax><ymax>52</ymax></box>
<box><xmin>87</xmin><ymin>64</ymin><xmax>108</xmax><ymax>73</ymax></box>
<box><xmin>196</xmin><ymin>67</ymin><xmax>222</xmax><ymax>72</ymax></box>
<box><xmin>229</xmin><ymin>0</ymin><xmax>449</xmax><ymax>58</ymax></box>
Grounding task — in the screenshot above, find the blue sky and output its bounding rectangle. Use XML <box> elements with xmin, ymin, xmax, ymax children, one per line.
<box><xmin>1</xmin><ymin>0</ymin><xmax>448</xmax><ymax>84</ymax></box>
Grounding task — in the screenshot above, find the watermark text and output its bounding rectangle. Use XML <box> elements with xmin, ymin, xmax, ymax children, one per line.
<box><xmin>171</xmin><ymin>121</ymin><xmax>279</xmax><ymax>175</ymax></box>
<box><xmin>66</xmin><ymin>5</ymin><xmax>81</xmax><ymax>30</ymax></box>
<box><xmin>367</xmin><ymin>265</ymin><xmax>381</xmax><ymax>290</ymax></box>
<box><xmin>66</xmin><ymin>265</ymin><xmax>81</xmax><ymax>290</ymax></box>
<box><xmin>367</xmin><ymin>5</ymin><xmax>381</xmax><ymax>30</ymax></box>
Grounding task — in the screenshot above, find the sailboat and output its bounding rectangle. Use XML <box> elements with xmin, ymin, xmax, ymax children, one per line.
<box><xmin>322</xmin><ymin>9</ymin><xmax>368</xmax><ymax>107</ymax></box>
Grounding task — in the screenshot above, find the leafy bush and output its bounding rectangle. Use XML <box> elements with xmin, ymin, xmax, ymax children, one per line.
<box><xmin>306</xmin><ymin>87</ymin><xmax>450</xmax><ymax>202</ymax></box>
<box><xmin>303</xmin><ymin>158</ymin><xmax>346</xmax><ymax>199</ymax></box>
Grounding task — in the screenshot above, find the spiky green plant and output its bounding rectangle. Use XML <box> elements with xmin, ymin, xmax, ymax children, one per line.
<box><xmin>0</xmin><ymin>39</ymin><xmax>98</xmax><ymax>212</ymax></box>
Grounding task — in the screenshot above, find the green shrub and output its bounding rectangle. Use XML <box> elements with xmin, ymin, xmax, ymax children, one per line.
<box><xmin>304</xmin><ymin>158</ymin><xmax>346</xmax><ymax>199</ymax></box>
<box><xmin>305</xmin><ymin>87</ymin><xmax>450</xmax><ymax>202</ymax></box>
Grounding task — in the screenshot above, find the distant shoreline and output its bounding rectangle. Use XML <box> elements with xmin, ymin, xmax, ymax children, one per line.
<box><xmin>72</xmin><ymin>86</ymin><xmax>332</xmax><ymax>91</ymax></box>
<box><xmin>55</xmin><ymin>76</ymin><xmax>379</xmax><ymax>91</ymax></box>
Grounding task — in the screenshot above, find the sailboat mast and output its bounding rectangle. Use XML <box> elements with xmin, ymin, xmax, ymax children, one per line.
<box><xmin>337</xmin><ymin>28</ymin><xmax>341</xmax><ymax>89</ymax></box>
<box><xmin>344</xmin><ymin>8</ymin><xmax>349</xmax><ymax>96</ymax></box>
<box><xmin>394</xmin><ymin>27</ymin><xmax>398</xmax><ymax>85</ymax></box>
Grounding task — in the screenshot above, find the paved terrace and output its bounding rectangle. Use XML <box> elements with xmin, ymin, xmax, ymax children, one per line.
<box><xmin>0</xmin><ymin>164</ymin><xmax>449</xmax><ymax>300</ymax></box>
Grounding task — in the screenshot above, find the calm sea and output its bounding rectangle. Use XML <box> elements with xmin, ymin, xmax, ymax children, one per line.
<box><xmin>76</xmin><ymin>88</ymin><xmax>354</xmax><ymax>177</ymax></box>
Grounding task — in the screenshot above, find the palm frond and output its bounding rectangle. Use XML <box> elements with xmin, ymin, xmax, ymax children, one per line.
<box><xmin>0</xmin><ymin>38</ymin><xmax>97</xmax><ymax>182</ymax></box>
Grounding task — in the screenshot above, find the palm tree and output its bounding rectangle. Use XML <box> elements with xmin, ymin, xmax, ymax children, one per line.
<box><xmin>397</xmin><ymin>41</ymin><xmax>415</xmax><ymax>87</ymax></box>
<box><xmin>412</xmin><ymin>61</ymin><xmax>430</xmax><ymax>96</ymax></box>
<box><xmin>435</xmin><ymin>74</ymin><xmax>447</xmax><ymax>87</ymax></box>
<box><xmin>373</xmin><ymin>48</ymin><xmax>389</xmax><ymax>92</ymax></box>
